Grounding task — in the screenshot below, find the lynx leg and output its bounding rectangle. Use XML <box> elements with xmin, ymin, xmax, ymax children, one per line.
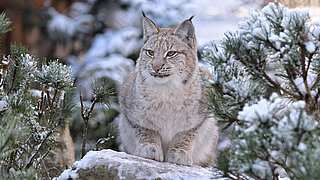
<box><xmin>165</xmin><ymin>130</ymin><xmax>197</xmax><ymax>166</ymax></box>
<box><xmin>165</xmin><ymin>117</ymin><xmax>219</xmax><ymax>167</ymax></box>
<box><xmin>118</xmin><ymin>115</ymin><xmax>164</xmax><ymax>162</ymax></box>
<box><xmin>134</xmin><ymin>127</ymin><xmax>164</xmax><ymax>162</ymax></box>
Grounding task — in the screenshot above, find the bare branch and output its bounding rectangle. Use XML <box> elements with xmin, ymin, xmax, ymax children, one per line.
<box><xmin>300</xmin><ymin>42</ymin><xmax>313</xmax><ymax>101</ymax></box>
<box><xmin>310</xmin><ymin>74</ymin><xmax>320</xmax><ymax>90</ymax></box>
<box><xmin>38</xmin><ymin>90</ymin><xmax>45</xmax><ymax>124</ymax></box>
<box><xmin>45</xmin><ymin>88</ymin><xmax>59</xmax><ymax>130</ymax></box>
<box><xmin>46</xmin><ymin>88</ymin><xmax>52</xmax><ymax>107</ymax></box>
<box><xmin>79</xmin><ymin>85</ymin><xmax>97</xmax><ymax>158</ymax></box>
<box><xmin>262</xmin><ymin>71</ymin><xmax>301</xmax><ymax>99</ymax></box>
<box><xmin>6</xmin><ymin>65</ymin><xmax>16</xmax><ymax>95</ymax></box>
<box><xmin>24</xmin><ymin>128</ymin><xmax>54</xmax><ymax>170</ymax></box>
<box><xmin>306</xmin><ymin>53</ymin><xmax>313</xmax><ymax>74</ymax></box>
<box><xmin>284</xmin><ymin>67</ymin><xmax>303</xmax><ymax>99</ymax></box>
<box><xmin>81</xmin><ymin>121</ymin><xmax>88</xmax><ymax>158</ymax></box>
<box><xmin>79</xmin><ymin>85</ymin><xmax>85</xmax><ymax>120</ymax></box>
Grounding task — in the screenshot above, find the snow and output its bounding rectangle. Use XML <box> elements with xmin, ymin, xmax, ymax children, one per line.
<box><xmin>1</xmin><ymin>55</ymin><xmax>10</xmax><ymax>65</ymax></box>
<box><xmin>251</xmin><ymin>160</ymin><xmax>272</xmax><ymax>179</ymax></box>
<box><xmin>47</xmin><ymin>8</ymin><xmax>76</xmax><ymax>38</ymax></box>
<box><xmin>56</xmin><ymin>169</ymin><xmax>79</xmax><ymax>180</ymax></box>
<box><xmin>71</xmin><ymin>28</ymin><xmax>139</xmax><ymax>98</ymax></box>
<box><xmin>76</xmin><ymin>54</ymin><xmax>134</xmax><ymax>100</ymax></box>
<box><xmin>279</xmin><ymin>178</ymin><xmax>290</xmax><ymax>180</ymax></box>
<box><xmin>298</xmin><ymin>142</ymin><xmax>307</xmax><ymax>151</ymax></box>
<box><xmin>217</xmin><ymin>138</ymin><xmax>230</xmax><ymax>151</ymax></box>
<box><xmin>305</xmin><ymin>41</ymin><xmax>316</xmax><ymax>53</ymax></box>
<box><xmin>232</xmin><ymin>89</ymin><xmax>319</xmax><ymax>179</ymax></box>
<box><xmin>46</xmin><ymin>0</ymin><xmax>263</xmax><ymax>114</ymax></box>
<box><xmin>120</xmin><ymin>0</ymin><xmax>193</xmax><ymax>27</ymax></box>
<box><xmin>253</xmin><ymin>27</ymin><xmax>266</xmax><ymax>39</ymax></box>
<box><xmin>44</xmin><ymin>1</ymin><xmax>320</xmax><ymax>178</ymax></box>
<box><xmin>30</xmin><ymin>89</ymin><xmax>42</xmax><ymax>98</ymax></box>
<box><xmin>70</xmin><ymin>2</ymin><xmax>91</xmax><ymax>17</ymax></box>
<box><xmin>85</xmin><ymin>27</ymin><xmax>141</xmax><ymax>60</ymax></box>
<box><xmin>46</xmin><ymin>0</ymin><xmax>320</xmax><ymax>48</ymax></box>
<box><xmin>47</xmin><ymin>6</ymin><xmax>94</xmax><ymax>40</ymax></box>
<box><xmin>293</xmin><ymin>74</ymin><xmax>318</xmax><ymax>96</ymax></box>
<box><xmin>238</xmin><ymin>98</ymin><xmax>272</xmax><ymax>123</ymax></box>
<box><xmin>55</xmin><ymin>149</ymin><xmax>216</xmax><ymax>180</ymax></box>
<box><xmin>0</xmin><ymin>100</ymin><xmax>6</xmax><ymax>111</ymax></box>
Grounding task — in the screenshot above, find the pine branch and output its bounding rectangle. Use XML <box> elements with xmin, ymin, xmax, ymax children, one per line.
<box><xmin>79</xmin><ymin>80</ymin><xmax>114</xmax><ymax>158</ymax></box>
<box><xmin>0</xmin><ymin>136</ymin><xmax>11</xmax><ymax>152</ymax></box>
<box><xmin>310</xmin><ymin>74</ymin><xmax>320</xmax><ymax>90</ymax></box>
<box><xmin>37</xmin><ymin>147</ymin><xmax>51</xmax><ymax>167</ymax></box>
<box><xmin>299</xmin><ymin>42</ymin><xmax>313</xmax><ymax>100</ymax></box>
<box><xmin>0</xmin><ymin>13</ymin><xmax>12</xmax><ymax>34</ymax></box>
<box><xmin>45</xmin><ymin>88</ymin><xmax>51</xmax><ymax>106</ymax></box>
<box><xmin>262</xmin><ymin>70</ymin><xmax>301</xmax><ymax>99</ymax></box>
<box><xmin>203</xmin><ymin>3</ymin><xmax>320</xmax><ymax>179</ymax></box>
<box><xmin>45</xmin><ymin>88</ymin><xmax>58</xmax><ymax>130</ymax></box>
<box><xmin>0</xmin><ymin>55</ymin><xmax>11</xmax><ymax>87</ymax></box>
<box><xmin>37</xmin><ymin>90</ymin><xmax>46</xmax><ymax>124</ymax></box>
<box><xmin>79</xmin><ymin>86</ymin><xmax>97</xmax><ymax>158</ymax></box>
<box><xmin>0</xmin><ymin>108</ymin><xmax>7</xmax><ymax>114</ymax></box>
<box><xmin>284</xmin><ymin>66</ymin><xmax>303</xmax><ymax>98</ymax></box>
<box><xmin>306</xmin><ymin>53</ymin><xmax>314</xmax><ymax>74</ymax></box>
<box><xmin>6</xmin><ymin>65</ymin><xmax>16</xmax><ymax>95</ymax></box>
<box><xmin>267</xmin><ymin>39</ymin><xmax>303</xmax><ymax>98</ymax></box>
<box><xmin>23</xmin><ymin>127</ymin><xmax>55</xmax><ymax>170</ymax></box>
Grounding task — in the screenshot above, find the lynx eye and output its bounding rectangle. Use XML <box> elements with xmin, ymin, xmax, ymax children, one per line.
<box><xmin>146</xmin><ymin>50</ymin><xmax>154</xmax><ymax>57</ymax></box>
<box><xmin>166</xmin><ymin>51</ymin><xmax>177</xmax><ymax>57</ymax></box>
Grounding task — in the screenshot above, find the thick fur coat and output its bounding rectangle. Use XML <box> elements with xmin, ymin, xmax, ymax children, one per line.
<box><xmin>118</xmin><ymin>14</ymin><xmax>219</xmax><ymax>167</ymax></box>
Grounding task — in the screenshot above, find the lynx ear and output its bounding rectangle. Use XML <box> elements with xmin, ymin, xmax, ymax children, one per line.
<box><xmin>174</xmin><ymin>16</ymin><xmax>196</xmax><ymax>50</ymax></box>
<box><xmin>142</xmin><ymin>12</ymin><xmax>159</xmax><ymax>43</ymax></box>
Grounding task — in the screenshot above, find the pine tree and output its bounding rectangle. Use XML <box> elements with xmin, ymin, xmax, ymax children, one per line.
<box><xmin>202</xmin><ymin>3</ymin><xmax>320</xmax><ymax>179</ymax></box>
<box><xmin>0</xmin><ymin>13</ymin><xmax>74</xmax><ymax>179</ymax></box>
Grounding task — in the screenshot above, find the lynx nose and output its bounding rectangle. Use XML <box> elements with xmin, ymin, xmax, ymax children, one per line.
<box><xmin>152</xmin><ymin>64</ymin><xmax>164</xmax><ymax>72</ymax></box>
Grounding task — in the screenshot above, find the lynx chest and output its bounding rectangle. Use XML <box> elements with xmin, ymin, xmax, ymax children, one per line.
<box><xmin>135</xmin><ymin>85</ymin><xmax>200</xmax><ymax>135</ymax></box>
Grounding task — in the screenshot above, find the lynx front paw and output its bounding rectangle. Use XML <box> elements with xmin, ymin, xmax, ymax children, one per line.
<box><xmin>135</xmin><ymin>143</ymin><xmax>164</xmax><ymax>162</ymax></box>
<box><xmin>166</xmin><ymin>148</ymin><xmax>193</xmax><ymax>166</ymax></box>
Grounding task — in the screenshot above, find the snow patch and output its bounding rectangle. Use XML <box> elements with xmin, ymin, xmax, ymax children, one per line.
<box><xmin>294</xmin><ymin>74</ymin><xmax>318</xmax><ymax>96</ymax></box>
<box><xmin>0</xmin><ymin>100</ymin><xmax>6</xmax><ymax>111</ymax></box>
<box><xmin>48</xmin><ymin>9</ymin><xmax>76</xmax><ymax>38</ymax></box>
<box><xmin>85</xmin><ymin>27</ymin><xmax>141</xmax><ymax>60</ymax></box>
<box><xmin>77</xmin><ymin>54</ymin><xmax>134</xmax><ymax>100</ymax></box>
<box><xmin>55</xmin><ymin>149</ymin><xmax>215</xmax><ymax>180</ymax></box>
<box><xmin>55</xmin><ymin>169</ymin><xmax>79</xmax><ymax>180</ymax></box>
<box><xmin>252</xmin><ymin>160</ymin><xmax>272</xmax><ymax>179</ymax></box>
<box><xmin>305</xmin><ymin>41</ymin><xmax>316</xmax><ymax>53</ymax></box>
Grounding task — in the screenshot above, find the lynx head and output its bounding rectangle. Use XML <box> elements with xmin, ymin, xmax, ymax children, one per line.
<box><xmin>137</xmin><ymin>13</ymin><xmax>198</xmax><ymax>85</ymax></box>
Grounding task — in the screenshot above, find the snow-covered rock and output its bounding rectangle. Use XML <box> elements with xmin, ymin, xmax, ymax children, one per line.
<box><xmin>55</xmin><ymin>149</ymin><xmax>219</xmax><ymax>180</ymax></box>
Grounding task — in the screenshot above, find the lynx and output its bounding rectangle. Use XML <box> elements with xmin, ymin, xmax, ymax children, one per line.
<box><xmin>118</xmin><ymin>13</ymin><xmax>219</xmax><ymax>167</ymax></box>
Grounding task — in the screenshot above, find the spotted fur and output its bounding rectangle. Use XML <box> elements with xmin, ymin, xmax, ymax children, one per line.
<box><xmin>118</xmin><ymin>14</ymin><xmax>219</xmax><ymax>167</ymax></box>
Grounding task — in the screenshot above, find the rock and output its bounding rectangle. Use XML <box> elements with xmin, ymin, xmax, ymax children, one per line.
<box><xmin>55</xmin><ymin>149</ymin><xmax>222</xmax><ymax>180</ymax></box>
<box><xmin>41</xmin><ymin>121</ymin><xmax>75</xmax><ymax>179</ymax></box>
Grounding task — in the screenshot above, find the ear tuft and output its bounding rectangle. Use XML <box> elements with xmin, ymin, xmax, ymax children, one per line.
<box><xmin>174</xmin><ymin>18</ymin><xmax>196</xmax><ymax>50</ymax></box>
<box><xmin>142</xmin><ymin>13</ymin><xmax>159</xmax><ymax>43</ymax></box>
<box><xmin>188</xmin><ymin>15</ymin><xmax>195</xmax><ymax>21</ymax></box>
<box><xmin>142</xmin><ymin>11</ymin><xmax>146</xmax><ymax>17</ymax></box>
